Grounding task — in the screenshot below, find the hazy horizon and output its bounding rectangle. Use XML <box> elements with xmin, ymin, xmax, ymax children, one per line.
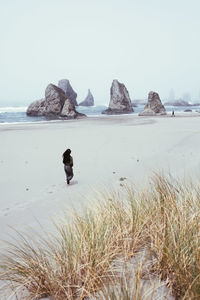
<box><xmin>1</xmin><ymin>0</ymin><xmax>200</xmax><ymax>106</ymax></box>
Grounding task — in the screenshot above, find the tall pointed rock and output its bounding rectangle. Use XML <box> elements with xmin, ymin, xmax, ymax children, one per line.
<box><xmin>102</xmin><ymin>80</ymin><xmax>133</xmax><ymax>114</ymax></box>
<box><xmin>79</xmin><ymin>89</ymin><xmax>94</xmax><ymax>106</ymax></box>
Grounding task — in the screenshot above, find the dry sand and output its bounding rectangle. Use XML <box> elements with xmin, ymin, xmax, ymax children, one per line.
<box><xmin>0</xmin><ymin>113</ymin><xmax>200</xmax><ymax>299</ymax></box>
<box><xmin>0</xmin><ymin>114</ymin><xmax>200</xmax><ymax>243</ymax></box>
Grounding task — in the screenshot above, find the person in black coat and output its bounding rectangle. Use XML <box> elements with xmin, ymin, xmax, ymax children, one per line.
<box><xmin>63</xmin><ymin>149</ymin><xmax>73</xmax><ymax>184</ymax></box>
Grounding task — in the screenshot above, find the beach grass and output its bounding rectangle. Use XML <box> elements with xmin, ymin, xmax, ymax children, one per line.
<box><xmin>0</xmin><ymin>174</ymin><xmax>200</xmax><ymax>299</ymax></box>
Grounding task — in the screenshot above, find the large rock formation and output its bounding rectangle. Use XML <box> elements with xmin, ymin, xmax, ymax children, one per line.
<box><xmin>79</xmin><ymin>89</ymin><xmax>94</xmax><ymax>106</ymax></box>
<box><xmin>27</xmin><ymin>84</ymin><xmax>85</xmax><ymax>119</ymax></box>
<box><xmin>44</xmin><ymin>84</ymin><xmax>67</xmax><ymax>115</ymax></box>
<box><xmin>102</xmin><ymin>80</ymin><xmax>133</xmax><ymax>114</ymax></box>
<box><xmin>139</xmin><ymin>91</ymin><xmax>166</xmax><ymax>116</ymax></box>
<box><xmin>58</xmin><ymin>79</ymin><xmax>78</xmax><ymax>106</ymax></box>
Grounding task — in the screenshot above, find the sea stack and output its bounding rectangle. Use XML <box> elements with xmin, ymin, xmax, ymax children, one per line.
<box><xmin>139</xmin><ymin>91</ymin><xmax>166</xmax><ymax>116</ymax></box>
<box><xmin>79</xmin><ymin>89</ymin><xmax>94</xmax><ymax>106</ymax></box>
<box><xmin>27</xmin><ymin>84</ymin><xmax>85</xmax><ymax>119</ymax></box>
<box><xmin>58</xmin><ymin>79</ymin><xmax>78</xmax><ymax>106</ymax></box>
<box><xmin>102</xmin><ymin>80</ymin><xmax>133</xmax><ymax>114</ymax></box>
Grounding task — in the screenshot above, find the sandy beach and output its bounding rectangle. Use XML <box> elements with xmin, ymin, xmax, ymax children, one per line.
<box><xmin>0</xmin><ymin>114</ymin><xmax>200</xmax><ymax>243</ymax></box>
<box><xmin>0</xmin><ymin>113</ymin><xmax>200</xmax><ymax>299</ymax></box>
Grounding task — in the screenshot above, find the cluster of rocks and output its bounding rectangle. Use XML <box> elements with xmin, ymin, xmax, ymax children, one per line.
<box><xmin>102</xmin><ymin>80</ymin><xmax>166</xmax><ymax>116</ymax></box>
<box><xmin>27</xmin><ymin>83</ymin><xmax>84</xmax><ymax>119</ymax></box>
<box><xmin>27</xmin><ymin>78</ymin><xmax>168</xmax><ymax>118</ymax></box>
<box><xmin>164</xmin><ymin>100</ymin><xmax>200</xmax><ymax>107</ymax></box>
<box><xmin>27</xmin><ymin>79</ymin><xmax>95</xmax><ymax>119</ymax></box>
<box><xmin>164</xmin><ymin>100</ymin><xmax>190</xmax><ymax>107</ymax></box>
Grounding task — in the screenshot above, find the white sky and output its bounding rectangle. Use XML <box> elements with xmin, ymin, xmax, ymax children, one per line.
<box><xmin>1</xmin><ymin>0</ymin><xmax>200</xmax><ymax>105</ymax></box>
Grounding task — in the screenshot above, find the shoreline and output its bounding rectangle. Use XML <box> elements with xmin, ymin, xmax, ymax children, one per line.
<box><xmin>0</xmin><ymin>111</ymin><xmax>200</xmax><ymax>130</ymax></box>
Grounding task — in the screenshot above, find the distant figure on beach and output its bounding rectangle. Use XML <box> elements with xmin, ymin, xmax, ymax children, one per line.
<box><xmin>171</xmin><ymin>110</ymin><xmax>175</xmax><ymax>117</ymax></box>
<box><xmin>63</xmin><ymin>149</ymin><xmax>73</xmax><ymax>184</ymax></box>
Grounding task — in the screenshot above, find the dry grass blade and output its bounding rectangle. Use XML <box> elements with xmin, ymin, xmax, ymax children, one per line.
<box><xmin>0</xmin><ymin>174</ymin><xmax>199</xmax><ymax>299</ymax></box>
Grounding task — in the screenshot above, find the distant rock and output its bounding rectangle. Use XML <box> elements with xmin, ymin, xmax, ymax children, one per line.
<box><xmin>27</xmin><ymin>83</ymin><xmax>85</xmax><ymax>119</ymax></box>
<box><xmin>184</xmin><ymin>109</ymin><xmax>192</xmax><ymax>112</ymax></box>
<box><xmin>79</xmin><ymin>89</ymin><xmax>94</xmax><ymax>106</ymax></box>
<box><xmin>165</xmin><ymin>100</ymin><xmax>200</xmax><ymax>107</ymax></box>
<box><xmin>131</xmin><ymin>102</ymin><xmax>137</xmax><ymax>107</ymax></box>
<box><xmin>132</xmin><ymin>99</ymin><xmax>147</xmax><ymax>106</ymax></box>
<box><xmin>58</xmin><ymin>79</ymin><xmax>78</xmax><ymax>106</ymax></box>
<box><xmin>102</xmin><ymin>80</ymin><xmax>133</xmax><ymax>114</ymax></box>
<box><xmin>139</xmin><ymin>91</ymin><xmax>166</xmax><ymax>116</ymax></box>
<box><xmin>164</xmin><ymin>100</ymin><xmax>190</xmax><ymax>106</ymax></box>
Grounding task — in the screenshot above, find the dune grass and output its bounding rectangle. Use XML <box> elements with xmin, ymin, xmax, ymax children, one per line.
<box><xmin>0</xmin><ymin>174</ymin><xmax>200</xmax><ymax>299</ymax></box>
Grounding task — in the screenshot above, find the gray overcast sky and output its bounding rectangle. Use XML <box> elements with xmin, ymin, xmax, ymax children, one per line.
<box><xmin>1</xmin><ymin>0</ymin><xmax>200</xmax><ymax>105</ymax></box>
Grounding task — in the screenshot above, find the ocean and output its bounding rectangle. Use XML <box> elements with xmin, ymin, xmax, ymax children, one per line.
<box><xmin>0</xmin><ymin>105</ymin><xmax>200</xmax><ymax>124</ymax></box>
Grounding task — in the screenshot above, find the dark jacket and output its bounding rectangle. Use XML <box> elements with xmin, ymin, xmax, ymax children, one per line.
<box><xmin>63</xmin><ymin>155</ymin><xmax>73</xmax><ymax>167</ymax></box>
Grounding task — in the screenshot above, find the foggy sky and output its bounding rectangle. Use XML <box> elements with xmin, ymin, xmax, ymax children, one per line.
<box><xmin>1</xmin><ymin>0</ymin><xmax>200</xmax><ymax>105</ymax></box>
